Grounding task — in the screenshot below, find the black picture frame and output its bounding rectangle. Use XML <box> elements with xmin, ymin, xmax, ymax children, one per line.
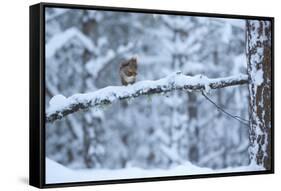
<box><xmin>30</xmin><ymin>2</ymin><xmax>274</xmax><ymax>189</ymax></box>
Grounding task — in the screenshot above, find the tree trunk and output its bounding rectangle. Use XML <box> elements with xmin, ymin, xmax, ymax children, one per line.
<box><xmin>187</xmin><ymin>92</ymin><xmax>199</xmax><ymax>163</ymax></box>
<box><xmin>246</xmin><ymin>20</ymin><xmax>272</xmax><ymax>170</ymax></box>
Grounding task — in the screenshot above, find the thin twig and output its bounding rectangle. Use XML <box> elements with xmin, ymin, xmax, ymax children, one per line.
<box><xmin>201</xmin><ymin>92</ymin><xmax>250</xmax><ymax>127</ymax></box>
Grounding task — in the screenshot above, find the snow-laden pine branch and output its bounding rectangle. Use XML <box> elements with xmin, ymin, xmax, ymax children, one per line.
<box><xmin>46</xmin><ymin>72</ymin><xmax>249</xmax><ymax>123</ymax></box>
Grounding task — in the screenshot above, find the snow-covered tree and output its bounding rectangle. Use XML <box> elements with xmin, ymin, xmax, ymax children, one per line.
<box><xmin>44</xmin><ymin>7</ymin><xmax>271</xmax><ymax>173</ymax></box>
<box><xmin>246</xmin><ymin>20</ymin><xmax>272</xmax><ymax>170</ymax></box>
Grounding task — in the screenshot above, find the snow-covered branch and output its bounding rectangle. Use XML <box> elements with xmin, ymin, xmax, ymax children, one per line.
<box><xmin>46</xmin><ymin>72</ymin><xmax>249</xmax><ymax>123</ymax></box>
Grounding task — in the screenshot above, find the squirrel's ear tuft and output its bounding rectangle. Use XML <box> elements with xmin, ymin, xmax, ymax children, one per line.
<box><xmin>132</xmin><ymin>54</ymin><xmax>138</xmax><ymax>61</ymax></box>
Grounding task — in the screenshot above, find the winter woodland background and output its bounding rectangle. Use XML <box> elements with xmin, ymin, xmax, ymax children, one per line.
<box><xmin>45</xmin><ymin>7</ymin><xmax>253</xmax><ymax>182</ymax></box>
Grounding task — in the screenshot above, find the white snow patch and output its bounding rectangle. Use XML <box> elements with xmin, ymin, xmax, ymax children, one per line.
<box><xmin>46</xmin><ymin>158</ymin><xmax>74</xmax><ymax>184</ymax></box>
<box><xmin>46</xmin><ymin>158</ymin><xmax>264</xmax><ymax>184</ymax></box>
<box><xmin>85</xmin><ymin>50</ymin><xmax>115</xmax><ymax>78</ymax></box>
<box><xmin>46</xmin><ymin>27</ymin><xmax>95</xmax><ymax>59</ymax></box>
<box><xmin>49</xmin><ymin>95</ymin><xmax>67</xmax><ymax>108</ymax></box>
<box><xmin>253</xmin><ymin>69</ymin><xmax>264</xmax><ymax>86</ymax></box>
<box><xmin>232</xmin><ymin>54</ymin><xmax>247</xmax><ymax>75</ymax></box>
<box><xmin>222</xmin><ymin>23</ymin><xmax>232</xmax><ymax>43</ymax></box>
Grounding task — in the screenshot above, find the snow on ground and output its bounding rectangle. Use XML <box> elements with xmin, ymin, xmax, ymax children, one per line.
<box><xmin>46</xmin><ymin>158</ymin><xmax>263</xmax><ymax>184</ymax></box>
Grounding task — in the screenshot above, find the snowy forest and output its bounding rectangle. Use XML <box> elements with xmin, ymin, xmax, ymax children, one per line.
<box><xmin>44</xmin><ymin>7</ymin><xmax>272</xmax><ymax>183</ymax></box>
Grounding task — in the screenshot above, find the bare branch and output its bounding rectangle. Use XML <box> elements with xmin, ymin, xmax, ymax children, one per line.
<box><xmin>46</xmin><ymin>73</ymin><xmax>249</xmax><ymax>123</ymax></box>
